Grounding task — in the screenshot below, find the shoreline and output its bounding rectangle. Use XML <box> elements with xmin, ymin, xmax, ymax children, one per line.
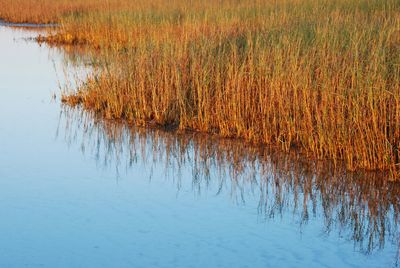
<box><xmin>0</xmin><ymin>19</ymin><xmax>58</xmax><ymax>28</ymax></box>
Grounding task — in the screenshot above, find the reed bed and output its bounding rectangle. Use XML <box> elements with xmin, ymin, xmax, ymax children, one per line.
<box><xmin>1</xmin><ymin>0</ymin><xmax>400</xmax><ymax>178</ymax></box>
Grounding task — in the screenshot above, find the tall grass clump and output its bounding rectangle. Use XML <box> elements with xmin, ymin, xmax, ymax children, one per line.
<box><xmin>1</xmin><ymin>0</ymin><xmax>399</xmax><ymax>178</ymax></box>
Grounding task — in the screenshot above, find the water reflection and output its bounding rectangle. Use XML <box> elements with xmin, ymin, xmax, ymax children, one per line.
<box><xmin>58</xmin><ymin>105</ymin><xmax>400</xmax><ymax>263</ymax></box>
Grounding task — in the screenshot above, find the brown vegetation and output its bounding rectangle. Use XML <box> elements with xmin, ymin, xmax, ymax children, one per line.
<box><xmin>1</xmin><ymin>0</ymin><xmax>400</xmax><ymax>178</ymax></box>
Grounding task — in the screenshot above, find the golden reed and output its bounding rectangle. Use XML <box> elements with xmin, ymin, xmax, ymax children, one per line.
<box><xmin>1</xmin><ymin>0</ymin><xmax>399</xmax><ymax>179</ymax></box>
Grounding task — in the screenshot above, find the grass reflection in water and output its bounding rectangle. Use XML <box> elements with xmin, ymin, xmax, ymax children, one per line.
<box><xmin>58</xmin><ymin>105</ymin><xmax>400</xmax><ymax>264</ymax></box>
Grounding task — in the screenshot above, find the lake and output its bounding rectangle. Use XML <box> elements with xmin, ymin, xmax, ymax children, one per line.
<box><xmin>0</xmin><ymin>25</ymin><xmax>399</xmax><ymax>268</ymax></box>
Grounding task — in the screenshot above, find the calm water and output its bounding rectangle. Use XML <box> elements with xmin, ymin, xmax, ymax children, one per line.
<box><xmin>0</xmin><ymin>26</ymin><xmax>399</xmax><ymax>268</ymax></box>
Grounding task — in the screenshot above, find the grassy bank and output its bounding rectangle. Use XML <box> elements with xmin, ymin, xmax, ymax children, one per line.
<box><xmin>1</xmin><ymin>0</ymin><xmax>400</xmax><ymax>178</ymax></box>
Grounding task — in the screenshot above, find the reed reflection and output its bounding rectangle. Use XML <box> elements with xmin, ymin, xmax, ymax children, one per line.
<box><xmin>58</xmin><ymin>105</ymin><xmax>400</xmax><ymax>264</ymax></box>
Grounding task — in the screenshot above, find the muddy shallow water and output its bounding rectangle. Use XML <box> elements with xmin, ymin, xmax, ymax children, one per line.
<box><xmin>0</xmin><ymin>26</ymin><xmax>399</xmax><ymax>268</ymax></box>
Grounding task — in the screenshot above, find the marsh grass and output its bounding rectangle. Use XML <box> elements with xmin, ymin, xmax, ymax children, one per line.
<box><xmin>1</xmin><ymin>0</ymin><xmax>399</xmax><ymax>178</ymax></box>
